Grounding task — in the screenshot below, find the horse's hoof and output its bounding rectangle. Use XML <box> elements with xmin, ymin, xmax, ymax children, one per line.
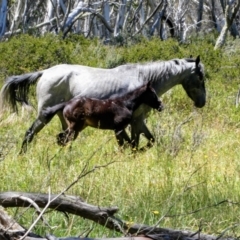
<box><xmin>19</xmin><ymin>143</ymin><xmax>27</xmax><ymax>155</ymax></box>
<box><xmin>56</xmin><ymin>132</ymin><xmax>67</xmax><ymax>146</ymax></box>
<box><xmin>57</xmin><ymin>141</ymin><xmax>65</xmax><ymax>146</ymax></box>
<box><xmin>57</xmin><ymin>138</ymin><xmax>66</xmax><ymax>146</ymax></box>
<box><xmin>18</xmin><ymin>149</ymin><xmax>24</xmax><ymax>155</ymax></box>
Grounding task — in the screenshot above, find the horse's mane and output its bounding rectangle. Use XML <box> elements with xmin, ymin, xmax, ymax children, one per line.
<box><xmin>136</xmin><ymin>59</ymin><xmax>187</xmax><ymax>83</ymax></box>
<box><xmin>110</xmin><ymin>83</ymin><xmax>148</xmax><ymax>102</ymax></box>
<box><xmin>113</xmin><ymin>57</ymin><xmax>205</xmax><ymax>90</ymax></box>
<box><xmin>135</xmin><ymin>58</ymin><xmax>204</xmax><ymax>83</ymax></box>
<box><xmin>115</xmin><ymin>57</ymin><xmax>203</xmax><ymax>70</ymax></box>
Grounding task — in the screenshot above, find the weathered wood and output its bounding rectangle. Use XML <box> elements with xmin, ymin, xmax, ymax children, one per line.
<box><xmin>0</xmin><ymin>192</ymin><xmax>119</xmax><ymax>232</ymax></box>
<box><xmin>0</xmin><ymin>192</ymin><xmax>236</xmax><ymax>240</ymax></box>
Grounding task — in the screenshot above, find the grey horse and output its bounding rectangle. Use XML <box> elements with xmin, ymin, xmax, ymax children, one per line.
<box><xmin>0</xmin><ymin>56</ymin><xmax>206</xmax><ymax>152</ymax></box>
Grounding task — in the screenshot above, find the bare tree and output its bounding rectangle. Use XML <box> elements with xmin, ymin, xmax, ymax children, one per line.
<box><xmin>215</xmin><ymin>0</ymin><xmax>240</xmax><ymax>50</ymax></box>
<box><xmin>114</xmin><ymin>0</ymin><xmax>127</xmax><ymax>36</ymax></box>
<box><xmin>210</xmin><ymin>0</ymin><xmax>218</xmax><ymax>30</ymax></box>
<box><xmin>196</xmin><ymin>0</ymin><xmax>204</xmax><ymax>32</ymax></box>
<box><xmin>0</xmin><ymin>0</ymin><xmax>239</xmax><ymax>46</ymax></box>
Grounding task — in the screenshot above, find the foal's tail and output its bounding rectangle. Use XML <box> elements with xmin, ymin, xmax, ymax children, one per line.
<box><xmin>0</xmin><ymin>71</ymin><xmax>44</xmax><ymax>113</ymax></box>
<box><xmin>42</xmin><ymin>102</ymin><xmax>67</xmax><ymax>123</ymax></box>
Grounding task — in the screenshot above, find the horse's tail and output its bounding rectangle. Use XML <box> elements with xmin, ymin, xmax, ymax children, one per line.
<box><xmin>42</xmin><ymin>102</ymin><xmax>67</xmax><ymax>123</ymax></box>
<box><xmin>0</xmin><ymin>71</ymin><xmax>44</xmax><ymax>113</ymax></box>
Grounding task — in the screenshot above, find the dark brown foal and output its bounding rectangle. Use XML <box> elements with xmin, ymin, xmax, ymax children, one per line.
<box><xmin>43</xmin><ymin>81</ymin><xmax>163</xmax><ymax>147</ymax></box>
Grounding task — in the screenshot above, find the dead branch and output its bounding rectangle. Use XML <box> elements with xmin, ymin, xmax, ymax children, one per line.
<box><xmin>0</xmin><ymin>192</ymin><xmax>119</xmax><ymax>232</ymax></box>
<box><xmin>0</xmin><ymin>192</ymin><xmax>236</xmax><ymax>240</ymax></box>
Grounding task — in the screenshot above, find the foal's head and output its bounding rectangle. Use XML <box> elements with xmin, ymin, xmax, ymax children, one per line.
<box><xmin>140</xmin><ymin>81</ymin><xmax>163</xmax><ymax>111</ymax></box>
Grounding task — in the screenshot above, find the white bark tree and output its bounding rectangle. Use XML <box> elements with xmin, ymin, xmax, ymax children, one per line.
<box><xmin>196</xmin><ymin>0</ymin><xmax>204</xmax><ymax>32</ymax></box>
<box><xmin>215</xmin><ymin>0</ymin><xmax>240</xmax><ymax>50</ymax></box>
<box><xmin>0</xmin><ymin>0</ymin><xmax>238</xmax><ymax>48</ymax></box>
<box><xmin>9</xmin><ymin>0</ymin><xmax>28</xmax><ymax>33</ymax></box>
<box><xmin>114</xmin><ymin>0</ymin><xmax>127</xmax><ymax>36</ymax></box>
<box><xmin>102</xmin><ymin>0</ymin><xmax>110</xmax><ymax>40</ymax></box>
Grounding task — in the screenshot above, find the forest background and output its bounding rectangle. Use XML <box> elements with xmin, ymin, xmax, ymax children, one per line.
<box><xmin>1</xmin><ymin>0</ymin><xmax>240</xmax><ymax>239</ymax></box>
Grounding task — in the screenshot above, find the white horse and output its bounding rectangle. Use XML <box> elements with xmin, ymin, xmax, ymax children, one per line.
<box><xmin>0</xmin><ymin>56</ymin><xmax>206</xmax><ymax>153</ymax></box>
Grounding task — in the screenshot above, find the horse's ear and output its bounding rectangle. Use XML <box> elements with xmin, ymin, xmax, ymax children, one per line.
<box><xmin>196</xmin><ymin>55</ymin><xmax>200</xmax><ymax>66</ymax></box>
<box><xmin>189</xmin><ymin>55</ymin><xmax>193</xmax><ymax>58</ymax></box>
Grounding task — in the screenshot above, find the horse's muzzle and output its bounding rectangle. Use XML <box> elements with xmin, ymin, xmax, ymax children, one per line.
<box><xmin>195</xmin><ymin>100</ymin><xmax>206</xmax><ymax>108</ymax></box>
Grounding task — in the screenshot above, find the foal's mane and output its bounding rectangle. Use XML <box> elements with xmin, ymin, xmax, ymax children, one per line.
<box><xmin>112</xmin><ymin>83</ymin><xmax>149</xmax><ymax>102</ymax></box>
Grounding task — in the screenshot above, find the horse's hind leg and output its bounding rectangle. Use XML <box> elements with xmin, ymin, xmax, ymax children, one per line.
<box><xmin>115</xmin><ymin>129</ymin><xmax>131</xmax><ymax>147</ymax></box>
<box><xmin>20</xmin><ymin>118</ymin><xmax>45</xmax><ymax>154</ymax></box>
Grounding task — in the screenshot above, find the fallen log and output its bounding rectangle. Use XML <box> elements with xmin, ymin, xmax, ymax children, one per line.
<box><xmin>0</xmin><ymin>192</ymin><xmax>235</xmax><ymax>240</ymax></box>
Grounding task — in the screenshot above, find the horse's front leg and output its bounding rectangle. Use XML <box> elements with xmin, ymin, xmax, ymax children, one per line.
<box><xmin>130</xmin><ymin>116</ymin><xmax>155</xmax><ymax>150</ymax></box>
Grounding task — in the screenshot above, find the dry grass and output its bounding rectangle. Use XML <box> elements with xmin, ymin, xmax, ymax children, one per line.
<box><xmin>0</xmin><ymin>79</ymin><xmax>240</xmax><ymax>238</ymax></box>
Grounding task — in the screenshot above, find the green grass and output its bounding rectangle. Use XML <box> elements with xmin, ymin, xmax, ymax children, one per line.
<box><xmin>1</xmin><ymin>34</ymin><xmax>240</xmax><ymax>238</ymax></box>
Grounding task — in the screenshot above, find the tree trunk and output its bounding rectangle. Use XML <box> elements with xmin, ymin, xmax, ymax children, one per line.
<box><xmin>9</xmin><ymin>0</ymin><xmax>28</xmax><ymax>33</ymax></box>
<box><xmin>114</xmin><ymin>0</ymin><xmax>126</xmax><ymax>36</ymax></box>
<box><xmin>102</xmin><ymin>0</ymin><xmax>110</xmax><ymax>41</ymax></box>
<box><xmin>210</xmin><ymin>0</ymin><xmax>218</xmax><ymax>30</ymax></box>
<box><xmin>214</xmin><ymin>0</ymin><xmax>240</xmax><ymax>49</ymax></box>
<box><xmin>42</xmin><ymin>0</ymin><xmax>56</xmax><ymax>33</ymax></box>
<box><xmin>177</xmin><ymin>0</ymin><xmax>187</xmax><ymax>43</ymax></box>
<box><xmin>196</xmin><ymin>0</ymin><xmax>204</xmax><ymax>32</ymax></box>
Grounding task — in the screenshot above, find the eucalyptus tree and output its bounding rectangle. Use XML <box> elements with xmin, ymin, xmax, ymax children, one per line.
<box><xmin>215</xmin><ymin>0</ymin><xmax>240</xmax><ymax>49</ymax></box>
<box><xmin>0</xmin><ymin>0</ymin><xmax>239</xmax><ymax>48</ymax></box>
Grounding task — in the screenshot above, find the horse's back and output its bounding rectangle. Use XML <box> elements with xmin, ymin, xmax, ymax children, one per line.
<box><xmin>36</xmin><ymin>64</ymin><xmax>140</xmax><ymax>111</ymax></box>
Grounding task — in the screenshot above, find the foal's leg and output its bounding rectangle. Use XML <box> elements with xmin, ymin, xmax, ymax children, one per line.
<box><xmin>57</xmin><ymin>111</ymin><xmax>68</xmax><ymax>130</ymax></box>
<box><xmin>130</xmin><ymin>116</ymin><xmax>155</xmax><ymax>150</ymax></box>
<box><xmin>57</xmin><ymin>128</ymin><xmax>75</xmax><ymax>146</ymax></box>
<box><xmin>113</xmin><ymin>110</ymin><xmax>132</xmax><ymax>147</ymax></box>
<box><xmin>58</xmin><ymin>120</ymin><xmax>85</xmax><ymax>146</ymax></box>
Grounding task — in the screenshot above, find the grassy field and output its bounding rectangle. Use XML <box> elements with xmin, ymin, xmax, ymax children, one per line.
<box><xmin>0</xmin><ymin>35</ymin><xmax>240</xmax><ymax>238</ymax></box>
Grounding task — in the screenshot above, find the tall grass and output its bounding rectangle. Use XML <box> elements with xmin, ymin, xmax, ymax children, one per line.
<box><xmin>0</xmin><ymin>34</ymin><xmax>240</xmax><ymax>238</ymax></box>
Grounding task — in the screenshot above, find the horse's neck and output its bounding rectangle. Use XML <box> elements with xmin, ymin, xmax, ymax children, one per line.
<box><xmin>140</xmin><ymin>60</ymin><xmax>193</xmax><ymax>95</ymax></box>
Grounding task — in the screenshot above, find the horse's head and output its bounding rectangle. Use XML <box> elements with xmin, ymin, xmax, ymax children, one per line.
<box><xmin>143</xmin><ymin>81</ymin><xmax>164</xmax><ymax>111</ymax></box>
<box><xmin>182</xmin><ymin>56</ymin><xmax>206</xmax><ymax>108</ymax></box>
